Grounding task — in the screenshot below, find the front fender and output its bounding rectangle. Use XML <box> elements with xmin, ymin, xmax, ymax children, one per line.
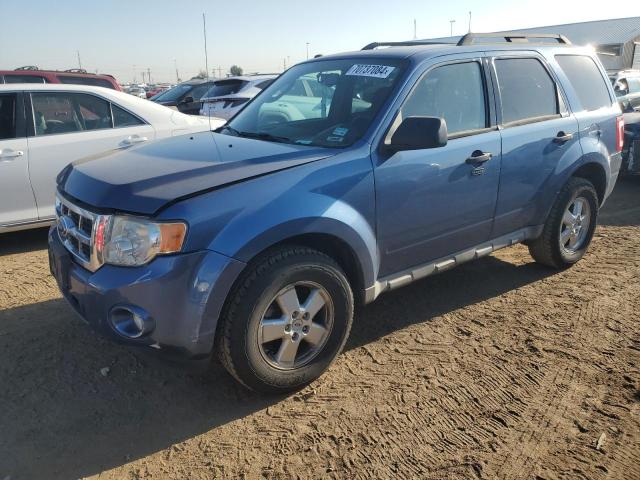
<box><xmin>158</xmin><ymin>151</ymin><xmax>379</xmax><ymax>290</ymax></box>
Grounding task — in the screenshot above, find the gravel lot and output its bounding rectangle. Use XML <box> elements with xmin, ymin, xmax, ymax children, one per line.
<box><xmin>1</xmin><ymin>178</ymin><xmax>639</xmax><ymax>480</ymax></box>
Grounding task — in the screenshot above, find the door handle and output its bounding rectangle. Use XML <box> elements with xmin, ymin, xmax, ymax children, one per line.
<box><xmin>0</xmin><ymin>150</ymin><xmax>24</xmax><ymax>160</ymax></box>
<box><xmin>465</xmin><ymin>151</ymin><xmax>492</xmax><ymax>164</ymax></box>
<box><xmin>588</xmin><ymin>129</ymin><xmax>602</xmax><ymax>137</ymax></box>
<box><xmin>553</xmin><ymin>131</ymin><xmax>574</xmax><ymax>144</ymax></box>
<box><xmin>121</xmin><ymin>135</ymin><xmax>148</xmax><ymax>147</ymax></box>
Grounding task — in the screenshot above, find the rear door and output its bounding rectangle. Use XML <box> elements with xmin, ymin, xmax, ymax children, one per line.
<box><xmin>0</xmin><ymin>91</ymin><xmax>38</xmax><ymax>226</ymax></box>
<box><xmin>490</xmin><ymin>54</ymin><xmax>581</xmax><ymax>237</ymax></box>
<box><xmin>27</xmin><ymin>91</ymin><xmax>154</xmax><ymax>218</ymax></box>
<box><xmin>553</xmin><ymin>55</ymin><xmax>620</xmax><ymax>184</ymax></box>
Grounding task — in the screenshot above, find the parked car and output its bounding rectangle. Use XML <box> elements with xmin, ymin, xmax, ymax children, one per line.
<box><xmin>0</xmin><ymin>66</ymin><xmax>121</xmax><ymax>91</ymax></box>
<box><xmin>151</xmin><ymin>79</ymin><xmax>215</xmax><ymax>115</ymax></box>
<box><xmin>0</xmin><ymin>84</ymin><xmax>224</xmax><ymax>232</ymax></box>
<box><xmin>612</xmin><ymin>70</ymin><xmax>640</xmax><ymax>112</ymax></box>
<box><xmin>127</xmin><ymin>86</ymin><xmax>147</xmax><ymax>99</ymax></box>
<box><xmin>146</xmin><ymin>86</ymin><xmax>170</xmax><ymax>99</ymax></box>
<box><xmin>199</xmin><ymin>75</ymin><xmax>277</xmax><ymax>120</ymax></box>
<box><xmin>49</xmin><ymin>34</ymin><xmax>622</xmax><ymax>393</ymax></box>
<box><xmin>621</xmin><ymin>111</ymin><xmax>640</xmax><ymax>175</ymax></box>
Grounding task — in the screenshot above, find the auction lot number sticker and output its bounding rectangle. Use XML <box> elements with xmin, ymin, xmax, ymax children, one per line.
<box><xmin>346</xmin><ymin>64</ymin><xmax>395</xmax><ymax>78</ymax></box>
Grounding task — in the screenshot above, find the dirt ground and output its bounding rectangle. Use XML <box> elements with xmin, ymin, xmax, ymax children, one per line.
<box><xmin>1</xmin><ymin>178</ymin><xmax>639</xmax><ymax>480</ymax></box>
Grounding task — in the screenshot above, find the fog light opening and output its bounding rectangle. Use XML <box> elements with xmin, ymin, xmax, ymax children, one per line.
<box><xmin>109</xmin><ymin>306</ymin><xmax>154</xmax><ymax>339</ymax></box>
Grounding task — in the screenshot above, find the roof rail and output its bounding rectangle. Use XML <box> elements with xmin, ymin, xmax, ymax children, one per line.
<box><xmin>456</xmin><ymin>32</ymin><xmax>571</xmax><ymax>46</ymax></box>
<box><xmin>64</xmin><ymin>68</ymin><xmax>88</xmax><ymax>74</ymax></box>
<box><xmin>362</xmin><ymin>40</ymin><xmax>454</xmax><ymax>50</ymax></box>
<box><xmin>14</xmin><ymin>65</ymin><xmax>40</xmax><ymax>71</ymax></box>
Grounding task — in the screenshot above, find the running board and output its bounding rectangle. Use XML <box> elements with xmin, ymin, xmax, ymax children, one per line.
<box><xmin>364</xmin><ymin>226</ymin><xmax>542</xmax><ymax>303</ymax></box>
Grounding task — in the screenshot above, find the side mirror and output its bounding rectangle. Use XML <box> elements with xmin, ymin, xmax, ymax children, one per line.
<box><xmin>388</xmin><ymin>116</ymin><xmax>448</xmax><ymax>151</ymax></box>
<box><xmin>181</xmin><ymin>96</ymin><xmax>194</xmax><ymax>104</ymax></box>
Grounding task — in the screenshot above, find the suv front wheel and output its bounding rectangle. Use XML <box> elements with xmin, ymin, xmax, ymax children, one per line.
<box><xmin>217</xmin><ymin>246</ymin><xmax>354</xmax><ymax>393</ymax></box>
<box><xmin>528</xmin><ymin>177</ymin><xmax>599</xmax><ymax>268</ymax></box>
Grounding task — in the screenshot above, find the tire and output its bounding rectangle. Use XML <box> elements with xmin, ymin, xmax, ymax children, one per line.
<box><xmin>528</xmin><ymin>177</ymin><xmax>599</xmax><ymax>268</ymax></box>
<box><xmin>216</xmin><ymin>246</ymin><xmax>354</xmax><ymax>393</ymax></box>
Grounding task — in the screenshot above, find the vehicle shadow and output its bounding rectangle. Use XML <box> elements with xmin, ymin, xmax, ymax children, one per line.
<box><xmin>0</xmin><ymin>227</ymin><xmax>49</xmax><ymax>257</ymax></box>
<box><xmin>0</xmin><ymin>253</ymin><xmax>556</xmax><ymax>479</ymax></box>
<box><xmin>599</xmin><ymin>176</ymin><xmax>640</xmax><ymax>227</ymax></box>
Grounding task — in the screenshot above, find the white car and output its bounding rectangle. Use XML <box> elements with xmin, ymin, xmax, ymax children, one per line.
<box><xmin>199</xmin><ymin>75</ymin><xmax>276</xmax><ymax>120</ymax></box>
<box><xmin>0</xmin><ymin>84</ymin><xmax>224</xmax><ymax>232</ymax></box>
<box><xmin>127</xmin><ymin>86</ymin><xmax>148</xmax><ymax>99</ymax></box>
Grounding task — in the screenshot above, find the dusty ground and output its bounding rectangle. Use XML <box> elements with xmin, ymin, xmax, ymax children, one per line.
<box><xmin>1</xmin><ymin>178</ymin><xmax>639</xmax><ymax>480</ymax></box>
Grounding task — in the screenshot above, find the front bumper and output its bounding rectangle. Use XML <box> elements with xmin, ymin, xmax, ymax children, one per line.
<box><xmin>48</xmin><ymin>227</ymin><xmax>245</xmax><ymax>358</ymax></box>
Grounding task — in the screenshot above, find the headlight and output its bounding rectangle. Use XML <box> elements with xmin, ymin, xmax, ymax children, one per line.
<box><xmin>99</xmin><ymin>216</ymin><xmax>187</xmax><ymax>267</ymax></box>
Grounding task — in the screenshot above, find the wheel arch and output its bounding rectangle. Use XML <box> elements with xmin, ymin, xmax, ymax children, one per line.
<box><xmin>570</xmin><ymin>161</ymin><xmax>607</xmax><ymax>206</ymax></box>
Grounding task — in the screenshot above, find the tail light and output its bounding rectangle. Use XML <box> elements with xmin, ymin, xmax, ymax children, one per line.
<box><xmin>616</xmin><ymin>116</ymin><xmax>624</xmax><ymax>153</ymax></box>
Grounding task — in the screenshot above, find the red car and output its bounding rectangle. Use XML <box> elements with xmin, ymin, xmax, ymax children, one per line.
<box><xmin>0</xmin><ymin>67</ymin><xmax>121</xmax><ymax>91</ymax></box>
<box><xmin>146</xmin><ymin>86</ymin><xmax>169</xmax><ymax>98</ymax></box>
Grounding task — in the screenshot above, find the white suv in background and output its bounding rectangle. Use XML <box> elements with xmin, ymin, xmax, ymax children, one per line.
<box><xmin>199</xmin><ymin>74</ymin><xmax>277</xmax><ymax>120</ymax></box>
<box><xmin>0</xmin><ymin>84</ymin><xmax>225</xmax><ymax>232</ymax></box>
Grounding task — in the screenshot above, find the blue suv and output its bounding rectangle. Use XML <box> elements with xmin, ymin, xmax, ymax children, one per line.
<box><xmin>49</xmin><ymin>33</ymin><xmax>623</xmax><ymax>392</ymax></box>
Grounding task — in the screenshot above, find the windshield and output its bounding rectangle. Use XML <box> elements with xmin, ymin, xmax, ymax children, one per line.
<box><xmin>220</xmin><ymin>58</ymin><xmax>406</xmax><ymax>148</ymax></box>
<box><xmin>152</xmin><ymin>83</ymin><xmax>192</xmax><ymax>102</ymax></box>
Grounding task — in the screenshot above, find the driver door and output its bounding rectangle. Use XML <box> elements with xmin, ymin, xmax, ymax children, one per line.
<box><xmin>374</xmin><ymin>57</ymin><xmax>502</xmax><ymax>277</ymax></box>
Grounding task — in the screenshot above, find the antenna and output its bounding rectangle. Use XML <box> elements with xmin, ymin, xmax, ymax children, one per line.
<box><xmin>76</xmin><ymin>50</ymin><xmax>82</xmax><ymax>70</ymax></box>
<box><xmin>203</xmin><ymin>13</ymin><xmax>210</xmax><ymax>80</ymax></box>
<box><xmin>413</xmin><ymin>19</ymin><xmax>417</xmax><ymax>40</ymax></box>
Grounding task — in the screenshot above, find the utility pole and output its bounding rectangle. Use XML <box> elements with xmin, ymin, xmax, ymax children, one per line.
<box><xmin>147</xmin><ymin>67</ymin><xmax>151</xmax><ymax>84</ymax></box>
<box><xmin>133</xmin><ymin>64</ymin><xmax>137</xmax><ymax>83</ymax></box>
<box><xmin>283</xmin><ymin>57</ymin><xmax>287</xmax><ymax>71</ymax></box>
<box><xmin>449</xmin><ymin>19</ymin><xmax>456</xmax><ymax>37</ymax></box>
<box><xmin>217</xmin><ymin>66</ymin><xmax>222</xmax><ymax>78</ymax></box>
<box><xmin>203</xmin><ymin>13</ymin><xmax>210</xmax><ymax>80</ymax></box>
<box><xmin>468</xmin><ymin>11</ymin><xmax>472</xmax><ymax>33</ymax></box>
<box><xmin>306</xmin><ymin>42</ymin><xmax>310</xmax><ymax>60</ymax></box>
<box><xmin>76</xmin><ymin>50</ymin><xmax>82</xmax><ymax>70</ymax></box>
<box><xmin>174</xmin><ymin>59</ymin><xmax>179</xmax><ymax>83</ymax></box>
<box><xmin>413</xmin><ymin>19</ymin><xmax>417</xmax><ymax>40</ymax></box>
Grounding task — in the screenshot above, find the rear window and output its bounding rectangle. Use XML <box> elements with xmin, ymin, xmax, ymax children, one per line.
<box><xmin>4</xmin><ymin>74</ymin><xmax>47</xmax><ymax>84</ymax></box>
<box><xmin>555</xmin><ymin>55</ymin><xmax>612</xmax><ymax>111</ymax></box>
<box><xmin>58</xmin><ymin>75</ymin><xmax>115</xmax><ymax>89</ymax></box>
<box><xmin>205</xmin><ymin>80</ymin><xmax>247</xmax><ymax>98</ymax></box>
<box><xmin>494</xmin><ymin>58</ymin><xmax>558</xmax><ymax>124</ymax></box>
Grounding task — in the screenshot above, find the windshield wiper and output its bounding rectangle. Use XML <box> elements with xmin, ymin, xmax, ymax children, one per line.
<box><xmin>217</xmin><ymin>126</ymin><xmax>293</xmax><ymax>144</ymax></box>
<box><xmin>237</xmin><ymin>131</ymin><xmax>293</xmax><ymax>144</ymax></box>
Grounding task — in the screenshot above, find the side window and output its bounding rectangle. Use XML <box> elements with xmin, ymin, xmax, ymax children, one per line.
<box><xmin>555</xmin><ymin>55</ymin><xmax>612</xmax><ymax>111</ymax></box>
<box><xmin>400</xmin><ymin>61</ymin><xmax>487</xmax><ymax>135</ymax></box>
<box><xmin>31</xmin><ymin>92</ymin><xmax>112</xmax><ymax>135</ymax></box>
<box><xmin>4</xmin><ymin>75</ymin><xmax>47</xmax><ymax>84</ymax></box>
<box><xmin>255</xmin><ymin>80</ymin><xmax>274</xmax><ymax>90</ymax></box>
<box><xmin>495</xmin><ymin>58</ymin><xmax>558</xmax><ymax>124</ymax></box>
<box><xmin>75</xmin><ymin>94</ymin><xmax>112</xmax><ymax>130</ymax></box>
<box><xmin>112</xmin><ymin>104</ymin><xmax>144</xmax><ymax>127</ymax></box>
<box><xmin>0</xmin><ymin>94</ymin><xmax>17</xmax><ymax>139</ymax></box>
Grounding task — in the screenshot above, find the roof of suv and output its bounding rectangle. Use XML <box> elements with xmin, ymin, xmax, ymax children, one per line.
<box><xmin>307</xmin><ymin>42</ymin><xmax>592</xmax><ymax>64</ymax></box>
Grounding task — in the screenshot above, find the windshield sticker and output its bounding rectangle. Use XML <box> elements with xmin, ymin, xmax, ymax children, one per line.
<box><xmin>332</xmin><ymin>127</ymin><xmax>349</xmax><ymax>137</ymax></box>
<box><xmin>295</xmin><ymin>139</ymin><xmax>313</xmax><ymax>145</ymax></box>
<box><xmin>326</xmin><ymin>136</ymin><xmax>345</xmax><ymax>143</ymax></box>
<box><xmin>346</xmin><ymin>64</ymin><xmax>395</xmax><ymax>78</ymax></box>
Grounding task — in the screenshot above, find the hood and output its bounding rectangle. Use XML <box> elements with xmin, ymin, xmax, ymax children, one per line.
<box><xmin>58</xmin><ymin>132</ymin><xmax>335</xmax><ymax>215</ymax></box>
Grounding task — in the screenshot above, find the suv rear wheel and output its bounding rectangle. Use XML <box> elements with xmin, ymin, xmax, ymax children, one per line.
<box><xmin>217</xmin><ymin>246</ymin><xmax>354</xmax><ymax>393</ymax></box>
<box><xmin>528</xmin><ymin>177</ymin><xmax>599</xmax><ymax>268</ymax></box>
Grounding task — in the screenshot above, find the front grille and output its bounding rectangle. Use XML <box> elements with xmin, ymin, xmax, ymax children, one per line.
<box><xmin>55</xmin><ymin>194</ymin><xmax>106</xmax><ymax>272</ymax></box>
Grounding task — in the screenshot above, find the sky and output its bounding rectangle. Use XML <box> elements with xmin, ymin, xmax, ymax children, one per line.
<box><xmin>1</xmin><ymin>0</ymin><xmax>639</xmax><ymax>83</ymax></box>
